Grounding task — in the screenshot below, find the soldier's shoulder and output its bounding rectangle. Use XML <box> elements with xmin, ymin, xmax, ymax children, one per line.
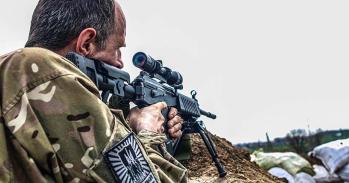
<box><xmin>0</xmin><ymin>48</ymin><xmax>90</xmax><ymax>115</ymax></box>
<box><xmin>0</xmin><ymin>47</ymin><xmax>67</xmax><ymax>65</ymax></box>
<box><xmin>0</xmin><ymin>47</ymin><xmax>79</xmax><ymax>78</ymax></box>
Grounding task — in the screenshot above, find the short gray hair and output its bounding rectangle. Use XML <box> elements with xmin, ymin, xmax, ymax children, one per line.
<box><xmin>25</xmin><ymin>0</ymin><xmax>116</xmax><ymax>50</ymax></box>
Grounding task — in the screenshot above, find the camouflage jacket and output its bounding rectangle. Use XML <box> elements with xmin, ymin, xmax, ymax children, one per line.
<box><xmin>0</xmin><ymin>48</ymin><xmax>187</xmax><ymax>183</ymax></box>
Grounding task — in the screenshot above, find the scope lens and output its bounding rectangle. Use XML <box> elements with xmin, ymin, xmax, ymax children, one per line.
<box><xmin>132</xmin><ymin>52</ymin><xmax>159</xmax><ymax>73</ymax></box>
<box><xmin>132</xmin><ymin>52</ymin><xmax>146</xmax><ymax>67</ymax></box>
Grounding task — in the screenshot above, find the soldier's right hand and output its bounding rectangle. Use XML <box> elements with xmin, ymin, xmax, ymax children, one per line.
<box><xmin>127</xmin><ymin>102</ymin><xmax>167</xmax><ymax>134</ymax></box>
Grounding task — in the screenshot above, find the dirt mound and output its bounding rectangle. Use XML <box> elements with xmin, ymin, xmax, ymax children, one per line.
<box><xmin>181</xmin><ymin>133</ymin><xmax>285</xmax><ymax>183</ymax></box>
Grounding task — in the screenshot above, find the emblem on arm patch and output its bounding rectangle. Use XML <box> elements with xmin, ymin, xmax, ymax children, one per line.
<box><xmin>104</xmin><ymin>133</ymin><xmax>157</xmax><ymax>183</ymax></box>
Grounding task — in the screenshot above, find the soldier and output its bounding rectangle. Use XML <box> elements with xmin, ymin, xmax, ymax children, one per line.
<box><xmin>0</xmin><ymin>0</ymin><xmax>187</xmax><ymax>182</ymax></box>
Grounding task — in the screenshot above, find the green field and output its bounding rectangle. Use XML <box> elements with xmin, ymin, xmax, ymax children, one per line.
<box><xmin>238</xmin><ymin>129</ymin><xmax>349</xmax><ymax>154</ymax></box>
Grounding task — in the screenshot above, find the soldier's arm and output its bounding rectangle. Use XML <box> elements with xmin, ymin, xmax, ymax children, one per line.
<box><xmin>0</xmin><ymin>48</ymin><xmax>187</xmax><ymax>183</ymax></box>
<box><xmin>126</xmin><ymin>105</ymin><xmax>188</xmax><ymax>182</ymax></box>
<box><xmin>138</xmin><ymin>130</ymin><xmax>188</xmax><ymax>183</ymax></box>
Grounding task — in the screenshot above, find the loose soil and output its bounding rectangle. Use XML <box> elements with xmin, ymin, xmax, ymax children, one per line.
<box><xmin>181</xmin><ymin>133</ymin><xmax>285</xmax><ymax>183</ymax></box>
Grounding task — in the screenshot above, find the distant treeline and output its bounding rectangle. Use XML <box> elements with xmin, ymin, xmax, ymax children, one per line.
<box><xmin>236</xmin><ymin>129</ymin><xmax>349</xmax><ymax>154</ymax></box>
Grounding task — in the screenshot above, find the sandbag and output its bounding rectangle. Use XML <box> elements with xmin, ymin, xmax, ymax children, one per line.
<box><xmin>338</xmin><ymin>164</ymin><xmax>349</xmax><ymax>182</ymax></box>
<box><xmin>294</xmin><ymin>172</ymin><xmax>316</xmax><ymax>183</ymax></box>
<box><xmin>251</xmin><ymin>151</ymin><xmax>314</xmax><ymax>176</ymax></box>
<box><xmin>312</xmin><ymin>164</ymin><xmax>341</xmax><ymax>183</ymax></box>
<box><xmin>309</xmin><ymin>138</ymin><xmax>349</xmax><ymax>174</ymax></box>
<box><xmin>268</xmin><ymin>167</ymin><xmax>295</xmax><ymax>183</ymax></box>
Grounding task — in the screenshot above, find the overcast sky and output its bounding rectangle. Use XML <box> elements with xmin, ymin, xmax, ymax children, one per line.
<box><xmin>1</xmin><ymin>0</ymin><xmax>349</xmax><ymax>143</ymax></box>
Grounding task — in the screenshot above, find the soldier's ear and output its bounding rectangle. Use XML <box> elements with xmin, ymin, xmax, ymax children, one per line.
<box><xmin>75</xmin><ymin>28</ymin><xmax>97</xmax><ymax>56</ymax></box>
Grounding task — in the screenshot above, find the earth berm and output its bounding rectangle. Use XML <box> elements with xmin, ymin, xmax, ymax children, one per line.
<box><xmin>180</xmin><ymin>133</ymin><xmax>285</xmax><ymax>183</ymax></box>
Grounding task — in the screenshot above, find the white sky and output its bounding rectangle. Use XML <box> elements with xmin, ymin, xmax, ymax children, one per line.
<box><xmin>1</xmin><ymin>0</ymin><xmax>349</xmax><ymax>143</ymax></box>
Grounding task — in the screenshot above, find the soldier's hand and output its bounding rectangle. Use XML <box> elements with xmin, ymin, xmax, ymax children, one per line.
<box><xmin>127</xmin><ymin>102</ymin><xmax>167</xmax><ymax>134</ymax></box>
<box><xmin>167</xmin><ymin>107</ymin><xmax>183</xmax><ymax>139</ymax></box>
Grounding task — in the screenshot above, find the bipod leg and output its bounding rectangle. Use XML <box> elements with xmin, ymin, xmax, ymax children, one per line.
<box><xmin>196</xmin><ymin>122</ymin><xmax>227</xmax><ymax>177</ymax></box>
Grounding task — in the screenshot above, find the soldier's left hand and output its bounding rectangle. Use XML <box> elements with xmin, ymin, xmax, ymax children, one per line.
<box><xmin>167</xmin><ymin>107</ymin><xmax>183</xmax><ymax>139</ymax></box>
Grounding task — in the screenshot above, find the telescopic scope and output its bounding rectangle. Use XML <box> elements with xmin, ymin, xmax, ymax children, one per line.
<box><xmin>132</xmin><ymin>52</ymin><xmax>183</xmax><ymax>86</ymax></box>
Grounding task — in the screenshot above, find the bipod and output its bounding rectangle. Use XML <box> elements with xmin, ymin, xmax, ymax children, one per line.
<box><xmin>173</xmin><ymin>120</ymin><xmax>227</xmax><ymax>177</ymax></box>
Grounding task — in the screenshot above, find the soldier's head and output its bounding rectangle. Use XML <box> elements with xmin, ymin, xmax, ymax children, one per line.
<box><xmin>25</xmin><ymin>0</ymin><xmax>126</xmax><ymax>68</ymax></box>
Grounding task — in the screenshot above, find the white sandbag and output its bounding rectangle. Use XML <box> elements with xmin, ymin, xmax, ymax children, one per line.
<box><xmin>312</xmin><ymin>164</ymin><xmax>340</xmax><ymax>183</ymax></box>
<box><xmin>268</xmin><ymin>167</ymin><xmax>295</xmax><ymax>183</ymax></box>
<box><xmin>294</xmin><ymin>172</ymin><xmax>316</xmax><ymax>183</ymax></box>
<box><xmin>309</xmin><ymin>138</ymin><xmax>349</xmax><ymax>174</ymax></box>
<box><xmin>338</xmin><ymin>164</ymin><xmax>349</xmax><ymax>181</ymax></box>
<box><xmin>251</xmin><ymin>151</ymin><xmax>314</xmax><ymax>176</ymax></box>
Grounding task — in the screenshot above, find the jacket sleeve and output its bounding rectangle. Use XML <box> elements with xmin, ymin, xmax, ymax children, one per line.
<box><xmin>138</xmin><ymin>130</ymin><xmax>188</xmax><ymax>183</ymax></box>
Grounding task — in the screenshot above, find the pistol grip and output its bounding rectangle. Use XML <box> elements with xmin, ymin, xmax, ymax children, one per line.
<box><xmin>161</xmin><ymin>107</ymin><xmax>169</xmax><ymax>129</ymax></box>
<box><xmin>161</xmin><ymin>107</ymin><xmax>175</xmax><ymax>154</ymax></box>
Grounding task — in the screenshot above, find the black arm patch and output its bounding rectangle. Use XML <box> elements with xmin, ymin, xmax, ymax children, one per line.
<box><xmin>104</xmin><ymin>133</ymin><xmax>157</xmax><ymax>183</ymax></box>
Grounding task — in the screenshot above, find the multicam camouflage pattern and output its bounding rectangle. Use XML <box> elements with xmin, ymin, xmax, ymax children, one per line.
<box><xmin>137</xmin><ymin>131</ymin><xmax>188</xmax><ymax>182</ymax></box>
<box><xmin>0</xmin><ymin>48</ymin><xmax>187</xmax><ymax>183</ymax></box>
